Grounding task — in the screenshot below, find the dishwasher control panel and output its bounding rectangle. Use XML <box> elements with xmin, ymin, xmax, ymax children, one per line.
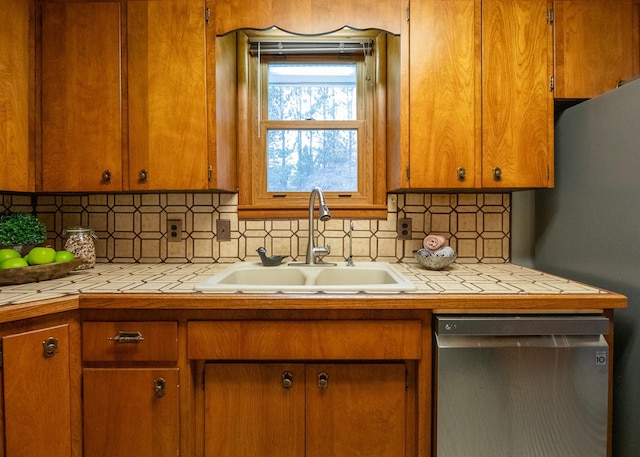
<box><xmin>434</xmin><ymin>315</ymin><xmax>609</xmax><ymax>336</ymax></box>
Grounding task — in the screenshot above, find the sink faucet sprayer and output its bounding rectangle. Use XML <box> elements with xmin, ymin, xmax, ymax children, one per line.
<box><xmin>347</xmin><ymin>220</ymin><xmax>355</xmax><ymax>266</ymax></box>
<box><xmin>299</xmin><ymin>187</ymin><xmax>335</xmax><ymax>266</ymax></box>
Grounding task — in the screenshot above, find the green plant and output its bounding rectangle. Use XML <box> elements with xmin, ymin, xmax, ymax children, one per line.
<box><xmin>0</xmin><ymin>212</ymin><xmax>47</xmax><ymax>246</ymax></box>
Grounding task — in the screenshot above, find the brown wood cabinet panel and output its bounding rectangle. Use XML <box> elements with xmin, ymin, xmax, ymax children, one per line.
<box><xmin>2</xmin><ymin>324</ymin><xmax>72</xmax><ymax>457</ymax></box>
<box><xmin>0</xmin><ymin>0</ymin><xmax>32</xmax><ymax>192</ymax></box>
<box><xmin>204</xmin><ymin>362</ymin><xmax>408</xmax><ymax>457</ymax></box>
<box><xmin>306</xmin><ymin>363</ymin><xmax>407</xmax><ymax>457</ymax></box>
<box><xmin>41</xmin><ymin>2</ymin><xmax>122</xmax><ymax>192</ymax></box>
<box><xmin>554</xmin><ymin>0</ymin><xmax>640</xmax><ymax>99</ymax></box>
<box><xmin>82</xmin><ymin>321</ymin><xmax>178</xmax><ymax>362</ymax></box>
<box><xmin>210</xmin><ymin>24</ymin><xmax>238</xmax><ymax>191</ymax></box>
<box><xmin>188</xmin><ymin>320</ymin><xmax>422</xmax><ymax>360</ymax></box>
<box><xmin>83</xmin><ymin>368</ymin><xmax>179</xmax><ymax>457</ymax></box>
<box><xmin>127</xmin><ymin>0</ymin><xmax>208</xmax><ymax>191</ymax></box>
<box><xmin>409</xmin><ymin>0</ymin><xmax>481</xmax><ymax>188</ymax></box>
<box><xmin>204</xmin><ymin>363</ymin><xmax>305</xmax><ymax>457</ymax></box>
<box><xmin>215</xmin><ymin>0</ymin><xmax>404</xmax><ymax>36</ymax></box>
<box><xmin>481</xmin><ymin>0</ymin><xmax>554</xmax><ymax>188</ymax></box>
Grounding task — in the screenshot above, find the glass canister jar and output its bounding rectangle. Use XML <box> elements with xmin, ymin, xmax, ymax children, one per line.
<box><xmin>63</xmin><ymin>226</ymin><xmax>96</xmax><ymax>269</ymax></box>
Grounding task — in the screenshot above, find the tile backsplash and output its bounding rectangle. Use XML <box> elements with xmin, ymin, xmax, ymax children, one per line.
<box><xmin>1</xmin><ymin>192</ymin><xmax>510</xmax><ymax>264</ymax></box>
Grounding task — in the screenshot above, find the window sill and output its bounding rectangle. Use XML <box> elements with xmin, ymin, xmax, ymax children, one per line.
<box><xmin>238</xmin><ymin>204</ymin><xmax>388</xmax><ymax>220</ymax></box>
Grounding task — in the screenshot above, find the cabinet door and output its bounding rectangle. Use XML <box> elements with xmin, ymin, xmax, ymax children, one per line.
<box><xmin>83</xmin><ymin>368</ymin><xmax>179</xmax><ymax>457</ymax></box>
<box><xmin>204</xmin><ymin>363</ymin><xmax>305</xmax><ymax>457</ymax></box>
<box><xmin>554</xmin><ymin>0</ymin><xmax>640</xmax><ymax>99</ymax></box>
<box><xmin>0</xmin><ymin>0</ymin><xmax>32</xmax><ymax>192</ymax></box>
<box><xmin>127</xmin><ymin>0</ymin><xmax>208</xmax><ymax>191</ymax></box>
<box><xmin>306</xmin><ymin>363</ymin><xmax>407</xmax><ymax>457</ymax></box>
<box><xmin>41</xmin><ymin>2</ymin><xmax>122</xmax><ymax>192</ymax></box>
<box><xmin>482</xmin><ymin>0</ymin><xmax>554</xmax><ymax>188</ymax></box>
<box><xmin>409</xmin><ymin>0</ymin><xmax>480</xmax><ymax>188</ymax></box>
<box><xmin>2</xmin><ymin>325</ymin><xmax>72</xmax><ymax>457</ymax></box>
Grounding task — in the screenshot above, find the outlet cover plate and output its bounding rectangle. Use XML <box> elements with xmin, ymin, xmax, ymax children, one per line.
<box><xmin>397</xmin><ymin>218</ymin><xmax>412</xmax><ymax>240</ymax></box>
<box><xmin>168</xmin><ymin>219</ymin><xmax>183</xmax><ymax>242</ymax></box>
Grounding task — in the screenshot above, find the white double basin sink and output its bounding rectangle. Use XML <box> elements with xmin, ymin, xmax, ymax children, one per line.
<box><xmin>194</xmin><ymin>261</ymin><xmax>417</xmax><ymax>294</ymax></box>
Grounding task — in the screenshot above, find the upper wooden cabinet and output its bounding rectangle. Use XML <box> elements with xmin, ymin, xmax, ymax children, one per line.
<box><xmin>481</xmin><ymin>0</ymin><xmax>554</xmax><ymax>188</ymax></box>
<box><xmin>40</xmin><ymin>0</ymin><xmax>231</xmax><ymax>192</ymax></box>
<box><xmin>553</xmin><ymin>0</ymin><xmax>640</xmax><ymax>99</ymax></box>
<box><xmin>406</xmin><ymin>0</ymin><xmax>480</xmax><ymax>189</ymax></box>
<box><xmin>127</xmin><ymin>0</ymin><xmax>208</xmax><ymax>191</ymax></box>
<box><xmin>41</xmin><ymin>1</ymin><xmax>122</xmax><ymax>192</ymax></box>
<box><xmin>0</xmin><ymin>0</ymin><xmax>33</xmax><ymax>192</ymax></box>
<box><xmin>393</xmin><ymin>0</ymin><xmax>554</xmax><ymax>190</ymax></box>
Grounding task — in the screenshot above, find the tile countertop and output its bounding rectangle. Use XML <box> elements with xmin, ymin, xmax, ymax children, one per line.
<box><xmin>0</xmin><ymin>261</ymin><xmax>626</xmax><ymax>308</ymax></box>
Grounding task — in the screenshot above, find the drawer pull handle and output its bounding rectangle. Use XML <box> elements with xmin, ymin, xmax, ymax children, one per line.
<box><xmin>154</xmin><ymin>377</ymin><xmax>166</xmax><ymax>398</ymax></box>
<box><xmin>317</xmin><ymin>372</ymin><xmax>329</xmax><ymax>390</ymax></box>
<box><xmin>42</xmin><ymin>337</ymin><xmax>58</xmax><ymax>358</ymax></box>
<box><xmin>108</xmin><ymin>331</ymin><xmax>145</xmax><ymax>343</ymax></box>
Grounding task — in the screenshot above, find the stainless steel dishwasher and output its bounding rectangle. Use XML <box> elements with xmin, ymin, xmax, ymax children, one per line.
<box><xmin>434</xmin><ymin>315</ymin><xmax>609</xmax><ymax>457</ymax></box>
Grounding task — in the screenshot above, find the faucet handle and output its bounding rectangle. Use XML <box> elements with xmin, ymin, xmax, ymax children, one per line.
<box><xmin>313</xmin><ymin>245</ymin><xmax>330</xmax><ymax>258</ymax></box>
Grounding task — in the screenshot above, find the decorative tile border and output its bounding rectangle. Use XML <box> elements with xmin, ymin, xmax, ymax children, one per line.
<box><xmin>1</xmin><ymin>192</ymin><xmax>510</xmax><ymax>264</ymax></box>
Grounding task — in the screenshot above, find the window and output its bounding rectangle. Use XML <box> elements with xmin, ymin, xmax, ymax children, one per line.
<box><xmin>236</xmin><ymin>31</ymin><xmax>388</xmax><ymax>219</ymax></box>
<box><xmin>265</xmin><ymin>62</ymin><xmax>359</xmax><ymax>193</ymax></box>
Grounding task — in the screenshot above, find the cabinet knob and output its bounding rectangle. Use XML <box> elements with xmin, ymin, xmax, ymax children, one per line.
<box><xmin>154</xmin><ymin>377</ymin><xmax>166</xmax><ymax>398</ymax></box>
<box><xmin>138</xmin><ymin>169</ymin><xmax>148</xmax><ymax>183</ymax></box>
<box><xmin>101</xmin><ymin>170</ymin><xmax>111</xmax><ymax>184</ymax></box>
<box><xmin>492</xmin><ymin>167</ymin><xmax>502</xmax><ymax>181</ymax></box>
<box><xmin>42</xmin><ymin>337</ymin><xmax>58</xmax><ymax>358</ymax></box>
<box><xmin>317</xmin><ymin>372</ymin><xmax>329</xmax><ymax>390</ymax></box>
<box><xmin>457</xmin><ymin>167</ymin><xmax>466</xmax><ymax>181</ymax></box>
<box><xmin>282</xmin><ymin>371</ymin><xmax>293</xmax><ymax>388</ymax></box>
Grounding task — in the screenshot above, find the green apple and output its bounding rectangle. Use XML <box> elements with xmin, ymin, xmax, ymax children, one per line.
<box><xmin>54</xmin><ymin>250</ymin><xmax>75</xmax><ymax>263</ymax></box>
<box><xmin>26</xmin><ymin>247</ymin><xmax>57</xmax><ymax>265</ymax></box>
<box><xmin>0</xmin><ymin>248</ymin><xmax>20</xmax><ymax>263</ymax></box>
<box><xmin>0</xmin><ymin>257</ymin><xmax>28</xmax><ymax>269</ymax></box>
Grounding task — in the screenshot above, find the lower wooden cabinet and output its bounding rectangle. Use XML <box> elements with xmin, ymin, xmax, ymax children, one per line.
<box><xmin>204</xmin><ymin>362</ymin><xmax>408</xmax><ymax>457</ymax></box>
<box><xmin>83</xmin><ymin>368</ymin><xmax>180</xmax><ymax>457</ymax></box>
<box><xmin>1</xmin><ymin>324</ymin><xmax>73</xmax><ymax>457</ymax></box>
<box><xmin>81</xmin><ymin>321</ymin><xmax>180</xmax><ymax>457</ymax></box>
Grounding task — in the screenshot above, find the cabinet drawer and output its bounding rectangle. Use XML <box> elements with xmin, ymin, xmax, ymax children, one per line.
<box><xmin>188</xmin><ymin>320</ymin><xmax>422</xmax><ymax>360</ymax></box>
<box><xmin>83</xmin><ymin>321</ymin><xmax>178</xmax><ymax>362</ymax></box>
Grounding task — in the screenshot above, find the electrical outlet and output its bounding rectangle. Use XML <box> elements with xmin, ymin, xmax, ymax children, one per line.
<box><xmin>167</xmin><ymin>219</ymin><xmax>183</xmax><ymax>242</ymax></box>
<box><xmin>217</xmin><ymin>219</ymin><xmax>231</xmax><ymax>242</ymax></box>
<box><xmin>397</xmin><ymin>218</ymin><xmax>412</xmax><ymax>240</ymax></box>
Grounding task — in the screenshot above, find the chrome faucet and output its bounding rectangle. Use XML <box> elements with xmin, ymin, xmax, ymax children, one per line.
<box><xmin>302</xmin><ymin>187</ymin><xmax>334</xmax><ymax>266</ymax></box>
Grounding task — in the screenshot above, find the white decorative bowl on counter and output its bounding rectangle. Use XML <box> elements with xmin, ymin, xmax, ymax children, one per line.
<box><xmin>414</xmin><ymin>247</ymin><xmax>457</xmax><ymax>271</ymax></box>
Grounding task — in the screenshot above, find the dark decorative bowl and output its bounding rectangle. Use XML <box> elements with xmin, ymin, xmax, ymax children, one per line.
<box><xmin>0</xmin><ymin>259</ymin><xmax>85</xmax><ymax>286</ymax></box>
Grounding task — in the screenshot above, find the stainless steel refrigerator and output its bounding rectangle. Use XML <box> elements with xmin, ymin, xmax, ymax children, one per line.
<box><xmin>533</xmin><ymin>77</ymin><xmax>640</xmax><ymax>457</ymax></box>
